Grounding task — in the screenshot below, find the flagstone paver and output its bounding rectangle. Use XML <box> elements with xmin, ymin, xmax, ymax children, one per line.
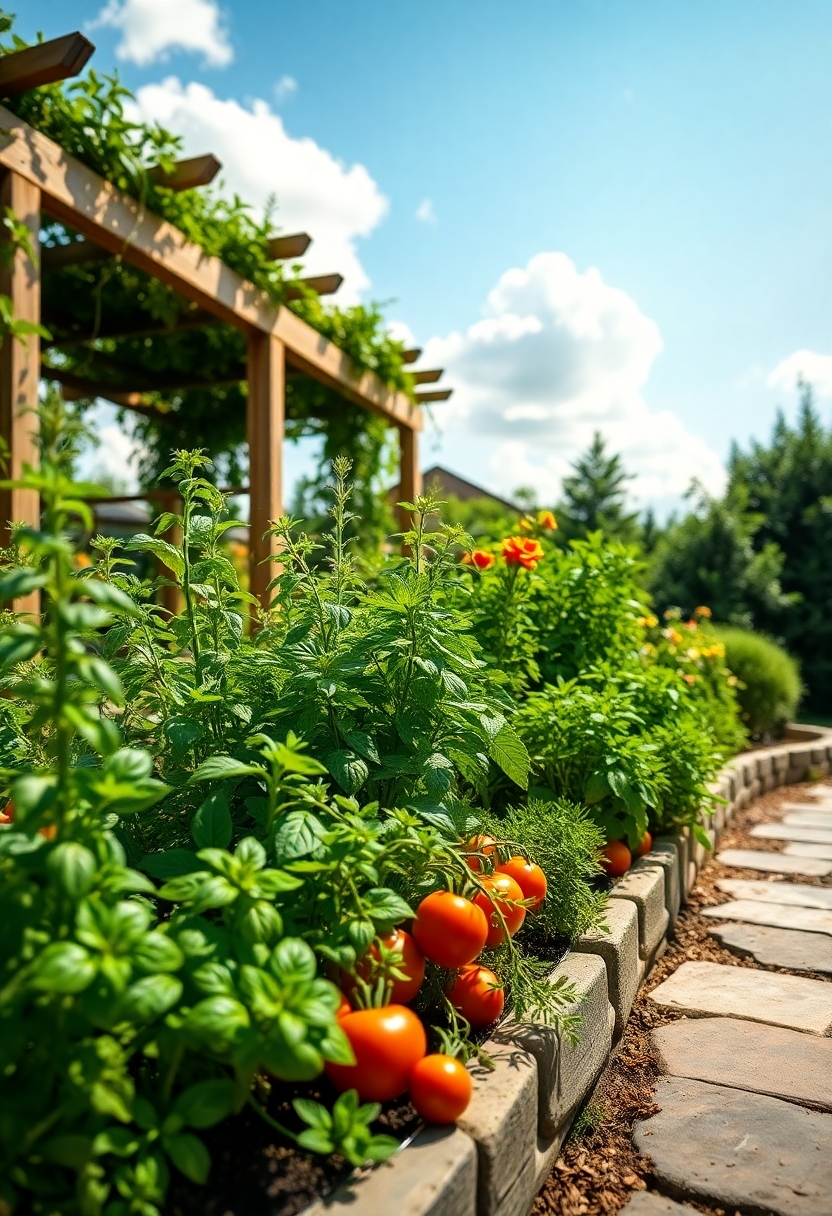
<box><xmin>701</xmin><ymin>898</ymin><xmax>832</xmax><ymax>936</ymax></box>
<box><xmin>716</xmin><ymin>848</ymin><xmax>832</xmax><ymax>876</ymax></box>
<box><xmin>708</xmin><ymin>921</ymin><xmax>832</xmax><ymax>974</ymax></box>
<box><xmin>716</xmin><ymin>878</ymin><xmax>832</xmax><ymax>908</ymax></box>
<box><xmin>752</xmin><ymin>823</ymin><xmax>832</xmax><ymax>844</ymax></box>
<box><xmin>783</xmin><ymin>812</ymin><xmax>832</xmax><ymax>828</ymax></box>
<box><xmin>784</xmin><ymin>842</ymin><xmax>832</xmax><ymax>861</ymax></box>
<box><xmin>633</xmin><ymin>1077</ymin><xmax>832</xmax><ymax>1215</ymax></box>
<box><xmin>623</xmin><ymin>1193</ymin><xmax>699</xmax><ymax>1214</ymax></box>
<box><xmin>652</xmin><ymin>1016</ymin><xmax>832</xmax><ymax>1109</ymax></box>
<box><xmin>782</xmin><ymin>802</ymin><xmax>832</xmax><ymax>814</ymax></box>
<box><xmin>649</xmin><ymin>960</ymin><xmax>832</xmax><ymax>1032</ymax></box>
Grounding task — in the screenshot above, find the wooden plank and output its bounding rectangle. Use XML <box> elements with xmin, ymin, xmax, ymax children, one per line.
<box><xmin>0</xmin><ymin>104</ymin><xmax>421</xmax><ymax>430</ymax></box>
<box><xmin>0</xmin><ymin>32</ymin><xmax>94</xmax><ymax>93</ymax></box>
<box><xmin>284</xmin><ymin>273</ymin><xmax>343</xmax><ymax>301</ymax></box>
<box><xmin>410</xmin><ymin>368</ymin><xmax>443</xmax><ymax>385</ymax></box>
<box><xmin>275</xmin><ymin>307</ymin><xmax>422</xmax><ymax>431</ymax></box>
<box><xmin>43</xmin><ymin>350</ymin><xmax>245</xmax><ymax>394</ymax></box>
<box><xmin>415</xmin><ymin>388</ymin><xmax>452</xmax><ymax>403</ymax></box>
<box><xmin>396</xmin><ymin>424</ymin><xmax>422</xmax><ymax>537</ymax></box>
<box><xmin>40</xmin><ymin>238</ymin><xmax>110</xmax><ymax>273</ymax></box>
<box><xmin>46</xmin><ymin>366</ymin><xmax>173</xmax><ymax>419</ymax></box>
<box><xmin>0</xmin><ymin>171</ymin><xmax>40</xmax><ymax>613</ymax></box>
<box><xmin>402</xmin><ymin>348</ymin><xmax>421</xmax><ymax>364</ymax></box>
<box><xmin>149</xmin><ymin>155</ymin><xmax>221</xmax><ymax>192</ymax></box>
<box><xmin>267</xmin><ymin>233</ymin><xmax>312</xmax><ymax>260</ymax></box>
<box><xmin>43</xmin><ymin>304</ymin><xmax>218</xmax><ymax>345</ymax></box>
<box><xmin>247</xmin><ymin>333</ymin><xmax>284</xmax><ymax>609</ymax></box>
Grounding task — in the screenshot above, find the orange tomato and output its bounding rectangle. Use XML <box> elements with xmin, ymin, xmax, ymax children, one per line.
<box><xmin>325</xmin><ymin>1005</ymin><xmax>426</xmax><ymax>1101</ymax></box>
<box><xmin>336</xmin><ymin>993</ymin><xmax>352</xmax><ymax>1021</ymax></box>
<box><xmin>409</xmin><ymin>1054</ymin><xmax>472</xmax><ymax>1123</ymax></box>
<box><xmin>496</xmin><ymin>857</ymin><xmax>547</xmax><ymax>911</ymax></box>
<box><xmin>346</xmin><ymin>928</ymin><xmax>426</xmax><ymax>1005</ymax></box>
<box><xmin>0</xmin><ymin>800</ymin><xmax>13</xmax><ymax>826</ymax></box>
<box><xmin>447</xmin><ymin>964</ymin><xmax>505</xmax><ymax>1027</ymax></box>
<box><xmin>472</xmin><ymin>873</ymin><xmax>526</xmax><ymax>947</ymax></box>
<box><xmin>600</xmin><ymin>840</ymin><xmax>632</xmax><ymax>877</ymax></box>
<box><xmin>462</xmin><ymin>834</ymin><xmax>497</xmax><ymax>874</ymax></box>
<box><xmin>634</xmin><ymin>831</ymin><xmax>653</xmax><ymax>858</ymax></box>
<box><xmin>412</xmin><ymin>891</ymin><xmax>488</xmax><ymax>969</ymax></box>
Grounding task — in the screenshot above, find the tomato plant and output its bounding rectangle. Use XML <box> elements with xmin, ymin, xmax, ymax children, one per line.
<box><xmin>325</xmin><ymin>1006</ymin><xmax>427</xmax><ymax>1101</ymax></box>
<box><xmin>347</xmin><ymin>928</ymin><xmax>426</xmax><ymax>1005</ymax></box>
<box><xmin>462</xmin><ymin>834</ymin><xmax>497</xmax><ymax>873</ymax></box>
<box><xmin>412</xmin><ymin>891</ymin><xmax>489</xmax><ymax>968</ymax></box>
<box><xmin>473</xmin><ymin>872</ymin><xmax>527</xmax><ymax>946</ymax></box>
<box><xmin>496</xmin><ymin>856</ymin><xmax>547</xmax><ymax>910</ymax></box>
<box><xmin>447</xmin><ymin>964</ymin><xmax>505</xmax><ymax>1027</ymax></box>
<box><xmin>409</xmin><ymin>1054</ymin><xmax>472</xmax><ymax>1123</ymax></box>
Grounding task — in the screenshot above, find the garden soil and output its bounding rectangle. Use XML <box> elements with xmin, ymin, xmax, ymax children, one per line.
<box><xmin>533</xmin><ymin>780</ymin><xmax>832</xmax><ymax>1216</ymax></box>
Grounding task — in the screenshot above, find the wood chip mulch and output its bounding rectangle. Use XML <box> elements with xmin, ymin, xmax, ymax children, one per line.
<box><xmin>532</xmin><ymin>777</ymin><xmax>832</xmax><ymax>1216</ymax></box>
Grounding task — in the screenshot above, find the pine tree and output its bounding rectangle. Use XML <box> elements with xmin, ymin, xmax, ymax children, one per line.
<box><xmin>557</xmin><ymin>432</ymin><xmax>640</xmax><ymax>543</ymax></box>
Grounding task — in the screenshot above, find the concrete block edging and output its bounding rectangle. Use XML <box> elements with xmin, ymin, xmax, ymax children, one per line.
<box><xmin>301</xmin><ymin>723</ymin><xmax>832</xmax><ymax>1216</ymax></box>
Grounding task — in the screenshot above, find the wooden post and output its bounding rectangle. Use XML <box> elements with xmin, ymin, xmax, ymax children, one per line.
<box><xmin>0</xmin><ymin>170</ymin><xmax>41</xmax><ymax>615</ymax></box>
<box><xmin>247</xmin><ymin>333</ymin><xmax>284</xmax><ymax>611</ymax></box>
<box><xmin>159</xmin><ymin>491</ymin><xmax>183</xmax><ymax>617</ymax></box>
<box><xmin>397</xmin><ymin>423</ymin><xmax>422</xmax><ymax>537</ymax></box>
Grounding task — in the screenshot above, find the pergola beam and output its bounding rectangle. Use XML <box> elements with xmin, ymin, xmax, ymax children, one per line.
<box><xmin>410</xmin><ymin>368</ymin><xmax>443</xmax><ymax>385</ymax></box>
<box><xmin>415</xmin><ymin>389</ymin><xmax>452</xmax><ymax>404</ymax></box>
<box><xmin>285</xmin><ymin>273</ymin><xmax>343</xmax><ymax>301</ymax></box>
<box><xmin>41</xmin><ymin>238</ymin><xmax>110</xmax><ymax>273</ymax></box>
<box><xmin>149</xmin><ymin>155</ymin><xmax>221</xmax><ymax>192</ymax></box>
<box><xmin>0</xmin><ymin>103</ymin><xmax>418</xmax><ymax>431</ymax></box>
<box><xmin>42</xmin><ymin>304</ymin><xmax>218</xmax><ymax>345</ymax></box>
<box><xmin>0</xmin><ymin>32</ymin><xmax>94</xmax><ymax>93</ymax></box>
<box><xmin>267</xmin><ymin>232</ymin><xmax>312</xmax><ymax>260</ymax></box>
<box><xmin>47</xmin><ymin>366</ymin><xmax>173</xmax><ymax>419</ymax></box>
<box><xmin>402</xmin><ymin>348</ymin><xmax>421</xmax><ymax>364</ymax></box>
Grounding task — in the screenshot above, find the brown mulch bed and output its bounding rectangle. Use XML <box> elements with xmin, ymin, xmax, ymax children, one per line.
<box><xmin>532</xmin><ymin>778</ymin><xmax>832</xmax><ymax>1216</ymax></box>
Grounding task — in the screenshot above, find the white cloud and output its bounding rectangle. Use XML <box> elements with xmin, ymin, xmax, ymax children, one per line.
<box><xmin>768</xmin><ymin>349</ymin><xmax>832</xmax><ymax>398</ymax></box>
<box><xmin>421</xmin><ymin>252</ymin><xmax>726</xmax><ymax>513</ymax></box>
<box><xmin>91</xmin><ymin>0</ymin><xmax>233</xmax><ymax>67</ymax></box>
<box><xmin>131</xmin><ymin>78</ymin><xmax>388</xmax><ymax>301</ymax></box>
<box><xmin>274</xmin><ymin>75</ymin><xmax>298</xmax><ymax>101</ymax></box>
<box><xmin>416</xmin><ymin>198</ymin><xmax>437</xmax><ymax>225</ymax></box>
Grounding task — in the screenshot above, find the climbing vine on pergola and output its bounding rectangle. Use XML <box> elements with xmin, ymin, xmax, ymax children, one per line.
<box><xmin>0</xmin><ymin>20</ymin><xmax>452</xmax><ymax>610</ymax></box>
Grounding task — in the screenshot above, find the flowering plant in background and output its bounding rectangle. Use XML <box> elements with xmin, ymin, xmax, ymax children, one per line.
<box><xmin>463</xmin><ymin>548</ymin><xmax>495</xmax><ymax>570</ymax></box>
<box><xmin>501</xmin><ymin>536</ymin><xmax>544</xmax><ymax>571</ymax></box>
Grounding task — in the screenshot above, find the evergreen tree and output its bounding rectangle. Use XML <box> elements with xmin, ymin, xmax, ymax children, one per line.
<box><xmin>557</xmin><ymin>432</ymin><xmax>640</xmax><ymax>543</ymax></box>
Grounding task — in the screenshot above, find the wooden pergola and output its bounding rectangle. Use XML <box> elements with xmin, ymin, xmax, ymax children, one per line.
<box><xmin>0</xmin><ymin>33</ymin><xmax>452</xmax><ymax>613</ymax></box>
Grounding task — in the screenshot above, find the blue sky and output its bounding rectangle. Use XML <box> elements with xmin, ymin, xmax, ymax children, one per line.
<box><xmin>20</xmin><ymin>0</ymin><xmax>832</xmax><ymax>512</ymax></box>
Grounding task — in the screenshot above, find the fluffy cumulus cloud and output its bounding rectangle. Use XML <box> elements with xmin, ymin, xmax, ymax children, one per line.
<box><xmin>131</xmin><ymin>79</ymin><xmax>388</xmax><ymax>301</ymax></box>
<box><xmin>768</xmin><ymin>349</ymin><xmax>832</xmax><ymax>398</ymax></box>
<box><xmin>422</xmin><ymin>252</ymin><xmax>725</xmax><ymax>512</ymax></box>
<box><xmin>91</xmin><ymin>0</ymin><xmax>233</xmax><ymax>67</ymax></box>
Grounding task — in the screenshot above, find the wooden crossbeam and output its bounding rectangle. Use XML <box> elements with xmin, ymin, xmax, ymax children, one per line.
<box><xmin>47</xmin><ymin>366</ymin><xmax>172</xmax><ymax>419</ymax></box>
<box><xmin>41</xmin><ymin>238</ymin><xmax>110</xmax><ymax>273</ymax></box>
<box><xmin>149</xmin><ymin>155</ymin><xmax>221</xmax><ymax>192</ymax></box>
<box><xmin>284</xmin><ymin>273</ymin><xmax>343</xmax><ymax>301</ymax></box>
<box><xmin>414</xmin><ymin>389</ymin><xmax>452</xmax><ymax>404</ymax></box>
<box><xmin>43</xmin><ymin>353</ymin><xmax>245</xmax><ymax>395</ymax></box>
<box><xmin>0</xmin><ymin>102</ymin><xmax>419</xmax><ymax>430</ymax></box>
<box><xmin>0</xmin><ymin>32</ymin><xmax>94</xmax><ymax>94</ymax></box>
<box><xmin>267</xmin><ymin>232</ymin><xmax>312</xmax><ymax>260</ymax></box>
<box><xmin>43</xmin><ymin>304</ymin><xmax>218</xmax><ymax>345</ymax></box>
<box><xmin>402</xmin><ymin>348</ymin><xmax>422</xmax><ymax>364</ymax></box>
<box><xmin>410</xmin><ymin>368</ymin><xmax>443</xmax><ymax>385</ymax></box>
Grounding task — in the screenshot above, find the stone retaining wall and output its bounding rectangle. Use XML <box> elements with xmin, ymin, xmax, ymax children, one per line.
<box><xmin>305</xmin><ymin>725</ymin><xmax>832</xmax><ymax>1216</ymax></box>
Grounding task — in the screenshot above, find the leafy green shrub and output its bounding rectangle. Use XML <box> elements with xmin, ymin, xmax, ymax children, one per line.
<box><xmin>482</xmin><ymin>798</ymin><xmax>606</xmax><ymax>941</ymax></box>
<box><xmin>713</xmin><ymin>626</ymin><xmax>802</xmax><ymax>737</ymax></box>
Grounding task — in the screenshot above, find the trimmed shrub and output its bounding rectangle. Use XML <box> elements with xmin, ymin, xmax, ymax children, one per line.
<box><xmin>713</xmin><ymin>626</ymin><xmax>802</xmax><ymax>737</ymax></box>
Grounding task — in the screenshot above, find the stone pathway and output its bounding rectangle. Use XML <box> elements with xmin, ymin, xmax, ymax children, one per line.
<box><xmin>624</xmin><ymin>780</ymin><xmax>832</xmax><ymax>1215</ymax></box>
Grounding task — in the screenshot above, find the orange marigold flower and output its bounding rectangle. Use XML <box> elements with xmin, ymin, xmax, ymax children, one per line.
<box><xmin>685</xmin><ymin>619</ymin><xmax>698</xmax><ymax>631</ymax></box>
<box><xmin>682</xmin><ymin>673</ymin><xmax>697</xmax><ymax>686</ymax></box>
<box><xmin>469</xmin><ymin>549</ymin><xmax>494</xmax><ymax>570</ymax></box>
<box><xmin>694</xmin><ymin>605</ymin><xmax>712</xmax><ymax>618</ymax></box>
<box><xmin>74</xmin><ymin>553</ymin><xmax>92</xmax><ymax>568</ymax></box>
<box><xmin>537</xmin><ymin>509</ymin><xmax>558</xmax><ymax>531</ymax></box>
<box><xmin>502</xmin><ymin>536</ymin><xmax>544</xmax><ymax>570</ymax></box>
<box><xmin>664</xmin><ymin>628</ymin><xmax>683</xmax><ymax>646</ymax></box>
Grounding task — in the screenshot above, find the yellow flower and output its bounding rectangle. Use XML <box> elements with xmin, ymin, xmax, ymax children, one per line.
<box><xmin>637</xmin><ymin>613</ymin><xmax>658</xmax><ymax>629</ymax></box>
<box><xmin>537</xmin><ymin>509</ymin><xmax>558</xmax><ymax>531</ymax></box>
<box><xmin>74</xmin><ymin>553</ymin><xmax>92</xmax><ymax>568</ymax></box>
<box><xmin>694</xmin><ymin>605</ymin><xmax>713</xmax><ymax>618</ymax></box>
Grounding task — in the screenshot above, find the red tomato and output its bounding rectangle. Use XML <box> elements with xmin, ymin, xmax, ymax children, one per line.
<box><xmin>0</xmin><ymin>800</ymin><xmax>13</xmax><ymax>826</ymax></box>
<box><xmin>346</xmin><ymin>929</ymin><xmax>426</xmax><ymax>1004</ymax></box>
<box><xmin>462</xmin><ymin>834</ymin><xmax>497</xmax><ymax>874</ymax></box>
<box><xmin>325</xmin><ymin>1005</ymin><xmax>427</xmax><ymax>1101</ymax></box>
<box><xmin>634</xmin><ymin>831</ymin><xmax>653</xmax><ymax>858</ymax></box>
<box><xmin>600</xmin><ymin>840</ymin><xmax>632</xmax><ymax>877</ymax></box>
<box><xmin>447</xmin><ymin>964</ymin><xmax>505</xmax><ymax>1027</ymax></box>
<box><xmin>336</xmin><ymin>993</ymin><xmax>352</xmax><ymax>1021</ymax></box>
<box><xmin>496</xmin><ymin>857</ymin><xmax>547</xmax><ymax>911</ymax></box>
<box><xmin>472</xmin><ymin>873</ymin><xmax>526</xmax><ymax>947</ymax></box>
<box><xmin>412</xmin><ymin>891</ymin><xmax>489</xmax><ymax>969</ymax></box>
<box><xmin>409</xmin><ymin>1054</ymin><xmax>472</xmax><ymax>1123</ymax></box>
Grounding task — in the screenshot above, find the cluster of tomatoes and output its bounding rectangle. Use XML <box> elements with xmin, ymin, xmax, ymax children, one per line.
<box><xmin>599</xmin><ymin>830</ymin><xmax>652</xmax><ymax>878</ymax></box>
<box><xmin>325</xmin><ymin>837</ymin><xmax>547</xmax><ymax>1126</ymax></box>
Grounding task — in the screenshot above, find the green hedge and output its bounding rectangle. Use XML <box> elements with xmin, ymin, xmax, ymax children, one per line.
<box><xmin>713</xmin><ymin>627</ymin><xmax>802</xmax><ymax>737</ymax></box>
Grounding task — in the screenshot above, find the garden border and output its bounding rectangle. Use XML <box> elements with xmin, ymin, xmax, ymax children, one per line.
<box><xmin>300</xmin><ymin>723</ymin><xmax>832</xmax><ymax>1216</ymax></box>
